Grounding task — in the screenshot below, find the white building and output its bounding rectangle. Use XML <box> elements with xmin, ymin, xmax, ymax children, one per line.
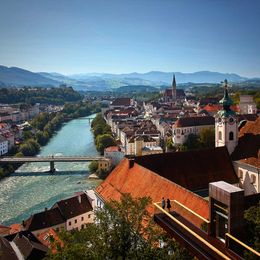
<box><xmin>239</xmin><ymin>95</ymin><xmax>257</xmax><ymax>114</ymax></box>
<box><xmin>104</xmin><ymin>146</ymin><xmax>124</xmax><ymax>166</ymax></box>
<box><xmin>215</xmin><ymin>80</ymin><xmax>238</xmax><ymax>155</ymax></box>
<box><xmin>126</xmin><ymin>135</ymin><xmax>160</xmax><ymax>156</ymax></box>
<box><xmin>172</xmin><ymin>116</ymin><xmax>215</xmax><ymax>146</ymax></box>
<box><xmin>0</xmin><ymin>136</ymin><xmax>8</xmax><ymax>156</ymax></box>
<box><xmin>233</xmin><ymin>160</ymin><xmax>259</xmax><ymax>196</ymax></box>
<box><xmin>24</xmin><ymin>193</ymin><xmax>94</xmax><ymax>235</ymax></box>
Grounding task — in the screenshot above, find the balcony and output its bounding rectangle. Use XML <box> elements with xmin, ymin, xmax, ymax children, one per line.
<box><xmin>153</xmin><ymin>200</ymin><xmax>259</xmax><ymax>260</ymax></box>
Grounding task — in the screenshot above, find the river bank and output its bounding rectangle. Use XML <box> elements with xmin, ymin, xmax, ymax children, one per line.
<box><xmin>0</xmin><ymin>114</ymin><xmax>101</xmax><ymax>226</ymax></box>
<box><xmin>0</xmin><ymin>102</ymin><xmax>101</xmax><ymax>180</ymax></box>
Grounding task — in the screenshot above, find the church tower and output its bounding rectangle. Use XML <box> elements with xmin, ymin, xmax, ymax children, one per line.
<box><xmin>215</xmin><ymin>79</ymin><xmax>238</xmax><ymax>154</ymax></box>
<box><xmin>172</xmin><ymin>74</ymin><xmax>177</xmax><ymax>102</ymax></box>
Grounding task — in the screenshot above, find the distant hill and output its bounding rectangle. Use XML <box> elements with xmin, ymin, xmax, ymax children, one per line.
<box><xmin>0</xmin><ymin>65</ymin><xmax>257</xmax><ymax>91</ymax></box>
<box><xmin>69</xmin><ymin>71</ymin><xmax>248</xmax><ymax>84</ymax></box>
<box><xmin>116</xmin><ymin>85</ymin><xmax>158</xmax><ymax>93</ymax></box>
<box><xmin>0</xmin><ymin>66</ymin><xmax>60</xmax><ymax>87</ymax></box>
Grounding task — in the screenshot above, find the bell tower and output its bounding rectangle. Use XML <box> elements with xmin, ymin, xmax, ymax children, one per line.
<box><xmin>172</xmin><ymin>74</ymin><xmax>177</xmax><ymax>102</ymax></box>
<box><xmin>215</xmin><ymin>79</ymin><xmax>238</xmax><ymax>154</ymax></box>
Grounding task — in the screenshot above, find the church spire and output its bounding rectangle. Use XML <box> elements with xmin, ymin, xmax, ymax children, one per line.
<box><xmin>218</xmin><ymin>79</ymin><xmax>235</xmax><ymax>117</ymax></box>
<box><xmin>172</xmin><ymin>74</ymin><xmax>176</xmax><ymax>101</ymax></box>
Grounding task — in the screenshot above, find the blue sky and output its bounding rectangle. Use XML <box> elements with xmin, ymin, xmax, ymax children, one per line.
<box><xmin>0</xmin><ymin>0</ymin><xmax>260</xmax><ymax>77</ymax></box>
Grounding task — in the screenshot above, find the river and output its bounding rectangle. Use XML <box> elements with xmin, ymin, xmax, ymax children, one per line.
<box><xmin>0</xmin><ymin>114</ymin><xmax>101</xmax><ymax>226</ymax></box>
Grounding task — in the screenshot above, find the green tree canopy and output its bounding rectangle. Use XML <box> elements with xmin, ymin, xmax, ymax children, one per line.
<box><xmin>244</xmin><ymin>202</ymin><xmax>260</xmax><ymax>258</ymax></box>
<box><xmin>88</xmin><ymin>161</ymin><xmax>98</xmax><ymax>174</ymax></box>
<box><xmin>199</xmin><ymin>128</ymin><xmax>215</xmax><ymax>149</ymax></box>
<box><xmin>184</xmin><ymin>133</ymin><xmax>200</xmax><ymax>150</ymax></box>
<box><xmin>46</xmin><ymin>194</ymin><xmax>191</xmax><ymax>260</ymax></box>
<box><xmin>96</xmin><ymin>134</ymin><xmax>116</xmax><ymax>154</ymax></box>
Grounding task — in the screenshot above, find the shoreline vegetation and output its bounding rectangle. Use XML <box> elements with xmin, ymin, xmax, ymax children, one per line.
<box><xmin>88</xmin><ymin>113</ymin><xmax>116</xmax><ymax>179</ymax></box>
<box><xmin>0</xmin><ymin>101</ymin><xmax>101</xmax><ymax>179</ymax></box>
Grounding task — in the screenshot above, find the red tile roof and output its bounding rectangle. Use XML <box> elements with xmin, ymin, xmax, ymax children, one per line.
<box><xmin>37</xmin><ymin>228</ymin><xmax>63</xmax><ymax>252</ymax></box>
<box><xmin>0</xmin><ymin>225</ymin><xmax>11</xmax><ymax>236</ymax></box>
<box><xmin>111</xmin><ymin>98</ymin><xmax>131</xmax><ymax>106</ymax></box>
<box><xmin>202</xmin><ymin>104</ymin><xmax>239</xmax><ymax>113</ymax></box>
<box><xmin>95</xmin><ymin>159</ymin><xmax>209</xmax><ymax>227</ymax></box>
<box><xmin>174</xmin><ymin>116</ymin><xmax>215</xmax><ymax>128</ymax></box>
<box><xmin>232</xmin><ymin>117</ymin><xmax>260</xmax><ymax>161</ymax></box>
<box><xmin>239</xmin><ymin>157</ymin><xmax>260</xmax><ymax>168</ymax></box>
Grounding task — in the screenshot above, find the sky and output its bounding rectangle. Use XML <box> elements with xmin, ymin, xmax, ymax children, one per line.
<box><xmin>0</xmin><ymin>0</ymin><xmax>260</xmax><ymax>77</ymax></box>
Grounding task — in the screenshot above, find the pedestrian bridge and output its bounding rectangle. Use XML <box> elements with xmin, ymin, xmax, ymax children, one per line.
<box><xmin>0</xmin><ymin>156</ymin><xmax>108</xmax><ymax>173</ymax></box>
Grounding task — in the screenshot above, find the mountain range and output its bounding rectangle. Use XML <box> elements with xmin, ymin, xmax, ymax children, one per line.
<box><xmin>0</xmin><ymin>65</ymin><xmax>257</xmax><ymax>91</ymax></box>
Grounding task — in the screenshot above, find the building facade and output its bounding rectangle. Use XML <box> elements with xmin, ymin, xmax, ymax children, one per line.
<box><xmin>215</xmin><ymin>80</ymin><xmax>238</xmax><ymax>155</ymax></box>
<box><xmin>0</xmin><ymin>136</ymin><xmax>8</xmax><ymax>156</ymax></box>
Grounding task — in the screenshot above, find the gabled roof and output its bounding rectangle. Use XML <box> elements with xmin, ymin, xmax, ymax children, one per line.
<box><xmin>134</xmin><ymin>147</ymin><xmax>238</xmax><ymax>191</ymax></box>
<box><xmin>0</xmin><ymin>237</ymin><xmax>18</xmax><ymax>260</ymax></box>
<box><xmin>24</xmin><ymin>208</ymin><xmax>65</xmax><ymax>232</ymax></box>
<box><xmin>111</xmin><ymin>98</ymin><xmax>131</xmax><ymax>106</ymax></box>
<box><xmin>13</xmin><ymin>232</ymin><xmax>48</xmax><ymax>259</ymax></box>
<box><xmin>174</xmin><ymin>116</ymin><xmax>215</xmax><ymax>128</ymax></box>
<box><xmin>52</xmin><ymin>193</ymin><xmax>93</xmax><ymax>220</ymax></box>
<box><xmin>232</xmin><ymin>117</ymin><xmax>260</xmax><ymax>161</ymax></box>
<box><xmin>202</xmin><ymin>104</ymin><xmax>239</xmax><ymax>113</ymax></box>
<box><xmin>237</xmin><ymin>114</ymin><xmax>258</xmax><ymax>122</ymax></box>
<box><xmin>95</xmin><ymin>159</ymin><xmax>209</xmax><ymax>227</ymax></box>
<box><xmin>3</xmin><ymin>231</ymin><xmax>48</xmax><ymax>260</ymax></box>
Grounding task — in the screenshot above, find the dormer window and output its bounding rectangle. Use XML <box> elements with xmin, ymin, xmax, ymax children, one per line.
<box><xmin>250</xmin><ymin>174</ymin><xmax>256</xmax><ymax>184</ymax></box>
<box><xmin>238</xmin><ymin>170</ymin><xmax>243</xmax><ymax>179</ymax></box>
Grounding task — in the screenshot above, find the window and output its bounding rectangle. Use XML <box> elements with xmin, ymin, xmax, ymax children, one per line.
<box><xmin>88</xmin><ymin>214</ymin><xmax>91</xmax><ymax>218</ymax></box>
<box><xmin>81</xmin><ymin>224</ymin><xmax>84</xmax><ymax>230</ymax></box>
<box><xmin>238</xmin><ymin>170</ymin><xmax>243</xmax><ymax>179</ymax></box>
<box><xmin>177</xmin><ymin>129</ymin><xmax>180</xmax><ymax>134</ymax></box>
<box><xmin>229</xmin><ymin>131</ymin><xmax>234</xmax><ymax>141</ymax></box>
<box><xmin>75</xmin><ymin>219</ymin><xmax>77</xmax><ymax>224</ymax></box>
<box><xmin>81</xmin><ymin>216</ymin><xmax>84</xmax><ymax>221</ymax></box>
<box><xmin>218</xmin><ymin>131</ymin><xmax>222</xmax><ymax>140</ymax></box>
<box><xmin>68</xmin><ymin>221</ymin><xmax>71</xmax><ymax>226</ymax></box>
<box><xmin>250</xmin><ymin>174</ymin><xmax>256</xmax><ymax>184</ymax></box>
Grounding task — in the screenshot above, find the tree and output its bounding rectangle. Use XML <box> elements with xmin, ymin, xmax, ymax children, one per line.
<box><xmin>166</xmin><ymin>138</ymin><xmax>175</xmax><ymax>152</ymax></box>
<box><xmin>244</xmin><ymin>202</ymin><xmax>260</xmax><ymax>259</ymax></box>
<box><xmin>88</xmin><ymin>161</ymin><xmax>98</xmax><ymax>173</ymax></box>
<box><xmin>19</xmin><ymin>139</ymin><xmax>40</xmax><ymax>156</ymax></box>
<box><xmin>184</xmin><ymin>134</ymin><xmax>200</xmax><ymax>150</ymax></box>
<box><xmin>46</xmin><ymin>194</ymin><xmax>192</xmax><ymax>259</ymax></box>
<box><xmin>199</xmin><ymin>128</ymin><xmax>215</xmax><ymax>149</ymax></box>
<box><xmin>96</xmin><ymin>134</ymin><xmax>116</xmax><ymax>154</ymax></box>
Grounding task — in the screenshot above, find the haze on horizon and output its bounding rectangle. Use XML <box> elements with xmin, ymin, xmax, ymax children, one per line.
<box><xmin>0</xmin><ymin>0</ymin><xmax>260</xmax><ymax>77</ymax></box>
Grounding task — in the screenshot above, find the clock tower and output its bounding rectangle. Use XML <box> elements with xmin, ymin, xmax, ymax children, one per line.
<box><xmin>215</xmin><ymin>79</ymin><xmax>238</xmax><ymax>154</ymax></box>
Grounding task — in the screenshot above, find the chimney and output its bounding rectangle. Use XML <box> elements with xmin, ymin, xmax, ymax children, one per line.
<box><xmin>22</xmin><ymin>220</ymin><xmax>25</xmax><ymax>227</ymax></box>
<box><xmin>78</xmin><ymin>195</ymin><xmax>82</xmax><ymax>204</ymax></box>
<box><xmin>129</xmin><ymin>159</ymin><xmax>135</xmax><ymax>169</ymax></box>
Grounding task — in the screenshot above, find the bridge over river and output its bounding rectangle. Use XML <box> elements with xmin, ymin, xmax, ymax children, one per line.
<box><xmin>0</xmin><ymin>156</ymin><xmax>108</xmax><ymax>173</ymax></box>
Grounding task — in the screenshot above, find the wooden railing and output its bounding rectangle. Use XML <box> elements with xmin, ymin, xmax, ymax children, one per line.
<box><xmin>225</xmin><ymin>233</ymin><xmax>260</xmax><ymax>258</ymax></box>
<box><xmin>154</xmin><ymin>202</ymin><xmax>231</xmax><ymax>260</ymax></box>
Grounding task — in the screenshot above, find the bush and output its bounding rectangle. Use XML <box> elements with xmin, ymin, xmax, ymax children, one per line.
<box><xmin>88</xmin><ymin>161</ymin><xmax>98</xmax><ymax>173</ymax></box>
<box><xmin>19</xmin><ymin>139</ymin><xmax>40</xmax><ymax>156</ymax></box>
<box><xmin>96</xmin><ymin>134</ymin><xmax>116</xmax><ymax>154</ymax></box>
